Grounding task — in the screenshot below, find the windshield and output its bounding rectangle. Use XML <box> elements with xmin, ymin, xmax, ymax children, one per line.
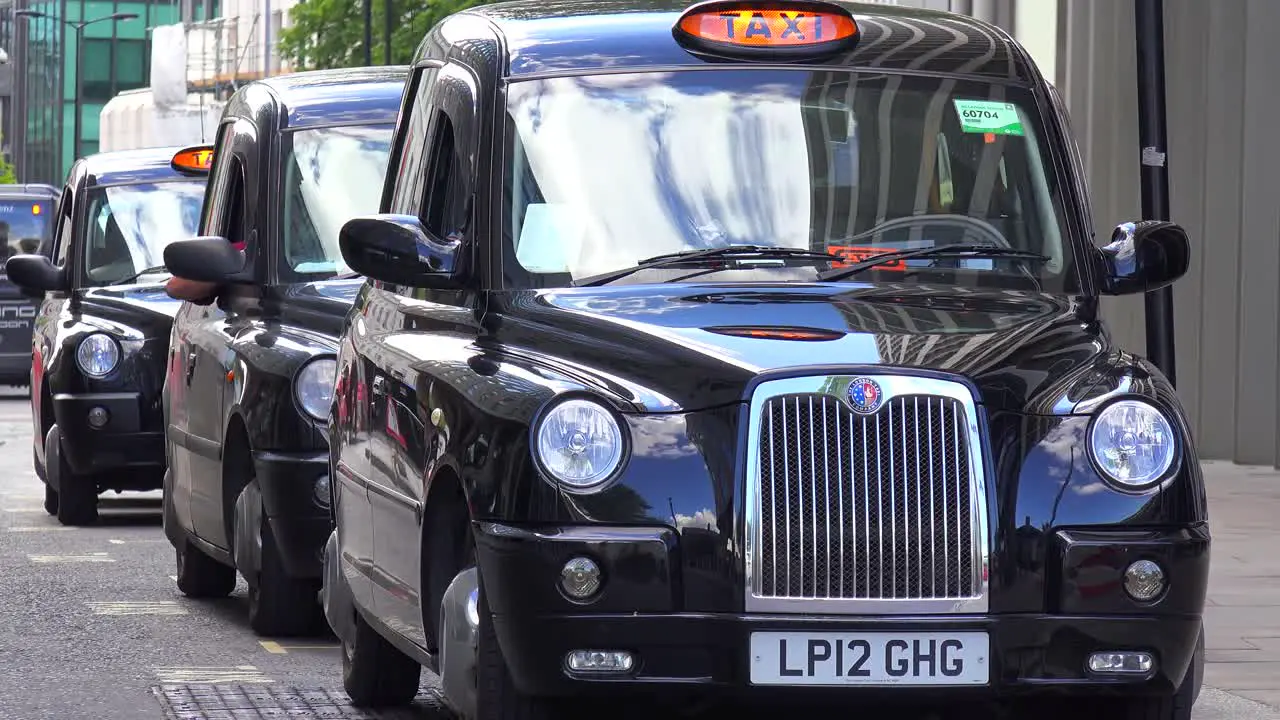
<box><xmin>82</xmin><ymin>180</ymin><xmax>206</xmax><ymax>286</ymax></box>
<box><xmin>502</xmin><ymin>69</ymin><xmax>1076</xmax><ymax>292</ymax></box>
<box><xmin>0</xmin><ymin>197</ymin><xmax>54</xmax><ymax>261</ymax></box>
<box><xmin>281</xmin><ymin>123</ymin><xmax>394</xmax><ymax>280</ymax></box>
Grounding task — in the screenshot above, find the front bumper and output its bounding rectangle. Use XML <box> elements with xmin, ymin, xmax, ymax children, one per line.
<box><xmin>474</xmin><ymin>522</ymin><xmax>1209</xmax><ymax>702</ymax></box>
<box><xmin>53</xmin><ymin>392</ymin><xmax>164</xmax><ymax>484</ymax></box>
<box><xmin>254</xmin><ymin>450</ymin><xmax>332</xmax><ymax>580</ymax></box>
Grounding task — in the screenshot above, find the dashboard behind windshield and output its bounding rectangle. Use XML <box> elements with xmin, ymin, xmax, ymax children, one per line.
<box><xmin>82</xmin><ymin>180</ymin><xmax>205</xmax><ymax>287</ymax></box>
<box><xmin>280</xmin><ymin>123</ymin><xmax>394</xmax><ymax>282</ymax></box>
<box><xmin>500</xmin><ymin>69</ymin><xmax>1078</xmax><ymax>293</ymax></box>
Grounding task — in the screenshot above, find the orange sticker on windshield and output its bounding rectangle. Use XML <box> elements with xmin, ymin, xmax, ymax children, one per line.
<box><xmin>828</xmin><ymin>245</ymin><xmax>906</xmax><ymax>271</ymax></box>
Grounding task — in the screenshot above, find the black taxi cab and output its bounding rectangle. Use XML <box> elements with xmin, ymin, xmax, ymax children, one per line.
<box><xmin>3</xmin><ymin>148</ymin><xmax>207</xmax><ymax>525</ymax></box>
<box><xmin>323</xmin><ymin>1</ymin><xmax>1208</xmax><ymax>718</ymax></box>
<box><xmin>0</xmin><ymin>183</ymin><xmax>60</xmax><ymax>387</ymax></box>
<box><xmin>158</xmin><ymin>67</ymin><xmax>404</xmax><ymax>636</ymax></box>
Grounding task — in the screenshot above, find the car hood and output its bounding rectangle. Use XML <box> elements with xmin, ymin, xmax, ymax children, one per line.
<box><xmin>488</xmin><ymin>282</ymin><xmax>1111</xmax><ymax>414</ymax></box>
<box><xmin>277</xmin><ymin>277</ymin><xmax>365</xmax><ymax>339</ymax></box>
<box><xmin>80</xmin><ymin>281</ymin><xmax>183</xmax><ymax>337</ymax></box>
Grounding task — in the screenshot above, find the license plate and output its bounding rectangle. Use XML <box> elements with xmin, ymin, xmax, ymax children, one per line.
<box><xmin>749</xmin><ymin>631</ymin><xmax>989</xmax><ymax>686</ymax></box>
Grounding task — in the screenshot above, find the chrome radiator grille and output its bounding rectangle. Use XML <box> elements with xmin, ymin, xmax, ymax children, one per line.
<box><xmin>744</xmin><ymin>376</ymin><xmax>988</xmax><ymax>615</ymax></box>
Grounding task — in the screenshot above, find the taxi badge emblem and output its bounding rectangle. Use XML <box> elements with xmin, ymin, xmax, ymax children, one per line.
<box><xmin>846</xmin><ymin>377</ymin><xmax>883</xmax><ymax>415</ymax></box>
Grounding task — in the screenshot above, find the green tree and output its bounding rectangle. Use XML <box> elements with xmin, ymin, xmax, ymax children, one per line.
<box><xmin>278</xmin><ymin>0</ymin><xmax>496</xmax><ymax>71</ymax></box>
<box><xmin>0</xmin><ymin>133</ymin><xmax>16</xmax><ymax>184</ymax></box>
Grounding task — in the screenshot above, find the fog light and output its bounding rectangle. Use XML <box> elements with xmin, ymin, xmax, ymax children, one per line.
<box><xmin>566</xmin><ymin>650</ymin><xmax>634</xmax><ymax>673</ymax></box>
<box><xmin>559</xmin><ymin>556</ymin><xmax>602</xmax><ymax>600</ymax></box>
<box><xmin>1089</xmin><ymin>651</ymin><xmax>1155</xmax><ymax>674</ymax></box>
<box><xmin>87</xmin><ymin>406</ymin><xmax>109</xmax><ymax>428</ymax></box>
<box><xmin>1124</xmin><ymin>559</ymin><xmax>1166</xmax><ymax>601</ymax></box>
<box><xmin>314</xmin><ymin>474</ymin><xmax>330</xmax><ymax>508</ymax></box>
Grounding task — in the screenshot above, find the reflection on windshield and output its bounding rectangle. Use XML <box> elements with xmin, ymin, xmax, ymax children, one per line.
<box><xmin>83</xmin><ymin>181</ymin><xmax>205</xmax><ymax>286</ymax></box>
<box><xmin>504</xmin><ymin>69</ymin><xmax>1071</xmax><ymax>292</ymax></box>
<box><xmin>282</xmin><ymin>124</ymin><xmax>393</xmax><ymax>277</ymax></box>
<box><xmin>0</xmin><ymin>198</ymin><xmax>52</xmax><ymax>261</ymax></box>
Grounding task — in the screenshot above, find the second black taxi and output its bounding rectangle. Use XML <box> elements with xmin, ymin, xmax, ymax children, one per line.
<box><xmin>317</xmin><ymin>1</ymin><xmax>1209</xmax><ymax>719</ymax></box>
<box><xmin>160</xmin><ymin>67</ymin><xmax>403</xmax><ymax>636</ymax></box>
<box><xmin>5</xmin><ymin>147</ymin><xmax>207</xmax><ymax>525</ymax></box>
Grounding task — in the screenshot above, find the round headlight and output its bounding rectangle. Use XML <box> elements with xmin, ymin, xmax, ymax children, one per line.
<box><xmin>295</xmin><ymin>358</ymin><xmax>337</xmax><ymax>422</ymax></box>
<box><xmin>1088</xmin><ymin>399</ymin><xmax>1177</xmax><ymax>488</ymax></box>
<box><xmin>534</xmin><ymin>398</ymin><xmax>625</xmax><ymax>491</ymax></box>
<box><xmin>76</xmin><ymin>333</ymin><xmax>119</xmax><ymax>378</ymax></box>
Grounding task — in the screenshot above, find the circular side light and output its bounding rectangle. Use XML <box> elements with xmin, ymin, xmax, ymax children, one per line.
<box><xmin>1088</xmin><ymin>400</ymin><xmax>1177</xmax><ymax>488</ymax></box>
<box><xmin>1124</xmin><ymin>559</ymin><xmax>1166</xmax><ymax>602</ymax></box>
<box><xmin>560</xmin><ymin>556</ymin><xmax>602</xmax><ymax>600</ymax></box>
<box><xmin>76</xmin><ymin>333</ymin><xmax>119</xmax><ymax>378</ymax></box>
<box><xmin>314</xmin><ymin>474</ymin><xmax>330</xmax><ymax>508</ymax></box>
<box><xmin>534</xmin><ymin>399</ymin><xmax>625</xmax><ymax>491</ymax></box>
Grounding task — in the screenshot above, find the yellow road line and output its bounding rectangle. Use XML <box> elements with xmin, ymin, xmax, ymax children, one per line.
<box><xmin>152</xmin><ymin>666</ymin><xmax>273</xmax><ymax>684</ymax></box>
<box><xmin>259</xmin><ymin>640</ymin><xmax>340</xmax><ymax>654</ymax></box>
<box><xmin>28</xmin><ymin>553</ymin><xmax>114</xmax><ymax>563</ymax></box>
<box><xmin>86</xmin><ymin>601</ymin><xmax>189</xmax><ymax>616</ymax></box>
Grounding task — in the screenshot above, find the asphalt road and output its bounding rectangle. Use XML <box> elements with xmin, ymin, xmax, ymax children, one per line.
<box><xmin>0</xmin><ymin>390</ymin><xmax>1272</xmax><ymax>720</ymax></box>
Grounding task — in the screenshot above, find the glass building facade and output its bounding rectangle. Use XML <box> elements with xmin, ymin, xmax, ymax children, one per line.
<box><xmin>12</xmin><ymin>0</ymin><xmax>218</xmax><ymax>185</ymax></box>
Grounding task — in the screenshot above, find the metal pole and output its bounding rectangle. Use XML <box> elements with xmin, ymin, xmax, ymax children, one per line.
<box><xmin>1134</xmin><ymin>0</ymin><xmax>1176</xmax><ymax>386</ymax></box>
<box><xmin>383</xmin><ymin>0</ymin><xmax>392</xmax><ymax>65</ymax></box>
<box><xmin>362</xmin><ymin>0</ymin><xmax>372</xmax><ymax>65</ymax></box>
<box><xmin>72</xmin><ymin>23</ymin><xmax>83</xmax><ymax>164</ymax></box>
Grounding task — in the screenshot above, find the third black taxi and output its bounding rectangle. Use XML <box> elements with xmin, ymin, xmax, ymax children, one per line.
<box><xmin>322</xmin><ymin>1</ymin><xmax>1209</xmax><ymax>718</ymax></box>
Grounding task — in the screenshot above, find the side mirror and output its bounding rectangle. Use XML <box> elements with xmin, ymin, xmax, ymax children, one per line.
<box><xmin>339</xmin><ymin>214</ymin><xmax>461</xmax><ymax>287</ymax></box>
<box><xmin>163</xmin><ymin>237</ymin><xmax>249</xmax><ymax>284</ymax></box>
<box><xmin>4</xmin><ymin>254</ymin><xmax>68</xmax><ymax>294</ymax></box>
<box><xmin>1098</xmin><ymin>220</ymin><xmax>1191</xmax><ymax>295</ymax></box>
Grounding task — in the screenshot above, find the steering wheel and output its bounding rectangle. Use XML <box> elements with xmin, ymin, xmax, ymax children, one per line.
<box><xmin>843</xmin><ymin>213</ymin><xmax>1011</xmax><ymax>249</ymax></box>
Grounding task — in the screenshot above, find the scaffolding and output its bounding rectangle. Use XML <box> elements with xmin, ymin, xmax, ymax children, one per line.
<box><xmin>183</xmin><ymin>8</ymin><xmax>292</xmax><ymax>96</ymax></box>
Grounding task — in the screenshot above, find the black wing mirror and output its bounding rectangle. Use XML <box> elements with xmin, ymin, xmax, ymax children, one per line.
<box><xmin>4</xmin><ymin>254</ymin><xmax>68</xmax><ymax>295</ymax></box>
<box><xmin>163</xmin><ymin>237</ymin><xmax>250</xmax><ymax>284</ymax></box>
<box><xmin>1098</xmin><ymin>220</ymin><xmax>1191</xmax><ymax>295</ymax></box>
<box><xmin>339</xmin><ymin>214</ymin><xmax>462</xmax><ymax>288</ymax></box>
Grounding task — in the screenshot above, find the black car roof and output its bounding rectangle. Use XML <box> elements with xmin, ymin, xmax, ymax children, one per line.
<box><xmin>256</xmin><ymin>66</ymin><xmax>410</xmax><ymax>128</ymax></box>
<box><xmin>81</xmin><ymin>146</ymin><xmax>203</xmax><ymax>188</ymax></box>
<box><xmin>462</xmin><ymin>0</ymin><xmax>1031</xmax><ymax>82</ymax></box>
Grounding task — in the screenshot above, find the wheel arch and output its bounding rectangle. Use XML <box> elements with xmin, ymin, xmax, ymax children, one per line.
<box><xmin>221</xmin><ymin>412</ymin><xmax>254</xmax><ymax>544</ymax></box>
<box><xmin>419</xmin><ymin>465</ymin><xmax>473</xmax><ymax>653</ymax></box>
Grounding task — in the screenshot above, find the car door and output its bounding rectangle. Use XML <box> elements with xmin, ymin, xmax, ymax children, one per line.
<box><xmin>32</xmin><ymin>181</ymin><xmax>76</xmax><ymax>463</ymax></box>
<box><xmin>367</xmin><ymin>62</ymin><xmax>479</xmax><ymax>645</ymax></box>
<box><xmin>182</xmin><ymin>119</ymin><xmax>255</xmax><ymax>545</ymax></box>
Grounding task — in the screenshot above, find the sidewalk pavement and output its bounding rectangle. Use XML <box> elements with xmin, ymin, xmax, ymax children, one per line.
<box><xmin>1202</xmin><ymin>460</ymin><xmax>1280</xmax><ymax>710</ymax></box>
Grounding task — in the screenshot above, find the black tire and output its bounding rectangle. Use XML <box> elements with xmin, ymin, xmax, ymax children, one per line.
<box><xmin>476</xmin><ymin>581</ymin><xmax>562</xmax><ymax>720</ymax></box>
<box><xmin>342</xmin><ymin>609</ymin><xmax>422</xmax><ymax>707</ymax></box>
<box><xmin>175</xmin><ymin>539</ymin><xmax>236</xmax><ymax>598</ymax></box>
<box><xmin>47</xmin><ymin>427</ymin><xmax>97</xmax><ymax>526</ymax></box>
<box><xmin>247</xmin><ymin>517</ymin><xmax>324</xmax><ymax>637</ymax></box>
<box><xmin>43</xmin><ymin>484</ymin><xmax>58</xmax><ymax>516</ymax></box>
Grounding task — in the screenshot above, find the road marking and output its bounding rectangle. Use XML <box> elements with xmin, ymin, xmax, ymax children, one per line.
<box><xmin>106</xmin><ymin>538</ymin><xmax>169</xmax><ymax>544</ymax></box>
<box><xmin>168</xmin><ymin>575</ymin><xmax>178</xmax><ymax>582</ymax></box>
<box><xmin>86</xmin><ymin>601</ymin><xmax>188</xmax><ymax>616</ymax></box>
<box><xmin>259</xmin><ymin>640</ymin><xmax>340</xmax><ymax>654</ymax></box>
<box><xmin>152</xmin><ymin>666</ymin><xmax>273</xmax><ymax>684</ymax></box>
<box><xmin>7</xmin><ymin>525</ymin><xmax>73</xmax><ymax>532</ymax></box>
<box><xmin>4</xmin><ymin>508</ymin><xmax>46</xmax><ymax>513</ymax></box>
<box><xmin>28</xmin><ymin>553</ymin><xmax>114</xmax><ymax>563</ymax></box>
<box><xmin>108</xmin><ymin>539</ymin><xmax>124</xmax><ymax>544</ymax></box>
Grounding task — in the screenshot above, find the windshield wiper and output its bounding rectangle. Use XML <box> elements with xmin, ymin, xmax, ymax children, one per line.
<box><xmin>574</xmin><ymin>245</ymin><xmax>843</xmax><ymax>287</ymax></box>
<box><xmin>817</xmin><ymin>244</ymin><xmax>1050</xmax><ymax>282</ymax></box>
<box><xmin>118</xmin><ymin>264</ymin><xmax>170</xmax><ymax>285</ymax></box>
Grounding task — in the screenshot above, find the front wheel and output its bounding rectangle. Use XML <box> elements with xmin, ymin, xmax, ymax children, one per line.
<box><xmin>43</xmin><ymin>484</ymin><xmax>58</xmax><ymax>516</ymax></box>
<box><xmin>246</xmin><ymin>514</ymin><xmax>324</xmax><ymax>637</ymax></box>
<box><xmin>175</xmin><ymin>540</ymin><xmax>236</xmax><ymax>598</ymax></box>
<box><xmin>475</xmin><ymin>582</ymin><xmax>564</xmax><ymax>720</ymax></box>
<box><xmin>46</xmin><ymin>426</ymin><xmax>97</xmax><ymax>526</ymax></box>
<box><xmin>342</xmin><ymin>609</ymin><xmax>421</xmax><ymax>707</ymax></box>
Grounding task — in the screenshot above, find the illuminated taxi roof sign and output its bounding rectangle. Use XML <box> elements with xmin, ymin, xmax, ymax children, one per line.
<box><xmin>171</xmin><ymin>145</ymin><xmax>214</xmax><ymax>176</ymax></box>
<box><xmin>673</xmin><ymin>0</ymin><xmax>859</xmax><ymax>59</ymax></box>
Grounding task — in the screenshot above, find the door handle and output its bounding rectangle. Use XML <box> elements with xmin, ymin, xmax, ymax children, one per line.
<box><xmin>371</xmin><ymin>376</ymin><xmax>386</xmax><ymax>395</ymax></box>
<box><xmin>185</xmin><ymin>353</ymin><xmax>197</xmax><ymax>385</ymax></box>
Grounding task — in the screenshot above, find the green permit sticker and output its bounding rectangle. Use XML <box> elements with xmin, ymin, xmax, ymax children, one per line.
<box><xmin>953</xmin><ymin>99</ymin><xmax>1025</xmax><ymax>136</ymax></box>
